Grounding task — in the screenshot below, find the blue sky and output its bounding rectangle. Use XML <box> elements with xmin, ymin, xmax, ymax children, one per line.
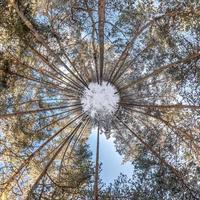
<box><xmin>87</xmin><ymin>130</ymin><xmax>133</xmax><ymax>184</ymax></box>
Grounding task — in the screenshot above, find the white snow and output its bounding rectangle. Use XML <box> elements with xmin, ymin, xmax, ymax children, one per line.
<box><xmin>81</xmin><ymin>82</ymin><xmax>120</xmax><ymax>119</ymax></box>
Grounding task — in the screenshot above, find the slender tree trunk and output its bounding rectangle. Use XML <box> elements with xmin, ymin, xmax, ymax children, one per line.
<box><xmin>94</xmin><ymin>124</ymin><xmax>100</xmax><ymax>200</ymax></box>
<box><xmin>98</xmin><ymin>0</ymin><xmax>105</xmax><ymax>84</ymax></box>
<box><xmin>116</xmin><ymin>116</ymin><xmax>198</xmax><ymax>199</ymax></box>
<box><xmin>84</xmin><ymin>0</ymin><xmax>99</xmax><ymax>83</ymax></box>
<box><xmin>119</xmin><ymin>52</ymin><xmax>200</xmax><ymax>92</ymax></box>
<box><xmin>2</xmin><ymin>113</ymin><xmax>84</xmax><ymax>193</ymax></box>
<box><xmin>27</xmin><ymin>122</ymin><xmax>83</xmax><ymax>199</ymax></box>
<box><xmin>0</xmin><ymin>103</ymin><xmax>82</xmax><ymax>118</ymax></box>
<box><xmin>121</xmin><ymin>102</ymin><xmax>200</xmax><ymax>110</ymax></box>
<box><xmin>28</xmin><ymin>44</ymin><xmax>84</xmax><ymax>90</ymax></box>
<box><xmin>12</xmin><ymin>0</ymin><xmax>88</xmax><ymax>88</ymax></box>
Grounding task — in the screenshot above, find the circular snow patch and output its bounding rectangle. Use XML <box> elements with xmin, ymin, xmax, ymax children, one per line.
<box><xmin>81</xmin><ymin>82</ymin><xmax>120</xmax><ymax>119</ymax></box>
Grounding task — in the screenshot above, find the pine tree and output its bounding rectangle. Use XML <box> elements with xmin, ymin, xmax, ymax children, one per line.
<box><xmin>0</xmin><ymin>0</ymin><xmax>200</xmax><ymax>199</ymax></box>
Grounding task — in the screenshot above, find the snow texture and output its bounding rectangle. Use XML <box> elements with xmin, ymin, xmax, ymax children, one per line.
<box><xmin>81</xmin><ymin>82</ymin><xmax>120</xmax><ymax>119</ymax></box>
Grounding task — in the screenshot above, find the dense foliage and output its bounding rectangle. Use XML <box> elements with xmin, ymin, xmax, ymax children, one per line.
<box><xmin>0</xmin><ymin>0</ymin><xmax>200</xmax><ymax>199</ymax></box>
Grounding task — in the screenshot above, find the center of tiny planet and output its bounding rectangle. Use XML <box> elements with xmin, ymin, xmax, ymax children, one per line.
<box><xmin>81</xmin><ymin>81</ymin><xmax>120</xmax><ymax>119</ymax></box>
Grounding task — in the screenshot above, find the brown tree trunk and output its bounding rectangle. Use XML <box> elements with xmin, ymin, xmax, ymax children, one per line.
<box><xmin>94</xmin><ymin>124</ymin><xmax>100</xmax><ymax>200</ymax></box>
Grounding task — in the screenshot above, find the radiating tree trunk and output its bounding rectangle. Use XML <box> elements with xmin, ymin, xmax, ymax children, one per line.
<box><xmin>98</xmin><ymin>0</ymin><xmax>105</xmax><ymax>84</ymax></box>
<box><xmin>94</xmin><ymin>124</ymin><xmax>100</xmax><ymax>200</ymax></box>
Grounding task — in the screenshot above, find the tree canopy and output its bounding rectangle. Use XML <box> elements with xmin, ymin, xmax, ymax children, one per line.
<box><xmin>0</xmin><ymin>0</ymin><xmax>200</xmax><ymax>199</ymax></box>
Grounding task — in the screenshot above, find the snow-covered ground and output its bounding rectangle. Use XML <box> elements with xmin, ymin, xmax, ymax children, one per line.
<box><xmin>81</xmin><ymin>82</ymin><xmax>119</xmax><ymax>119</ymax></box>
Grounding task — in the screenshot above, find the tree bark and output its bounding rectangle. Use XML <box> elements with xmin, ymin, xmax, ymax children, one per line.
<box><xmin>94</xmin><ymin>124</ymin><xmax>100</xmax><ymax>200</ymax></box>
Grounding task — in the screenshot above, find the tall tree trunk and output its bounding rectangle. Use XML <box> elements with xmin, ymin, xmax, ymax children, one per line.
<box><xmin>94</xmin><ymin>124</ymin><xmax>100</xmax><ymax>200</ymax></box>
<box><xmin>98</xmin><ymin>0</ymin><xmax>105</xmax><ymax>84</ymax></box>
